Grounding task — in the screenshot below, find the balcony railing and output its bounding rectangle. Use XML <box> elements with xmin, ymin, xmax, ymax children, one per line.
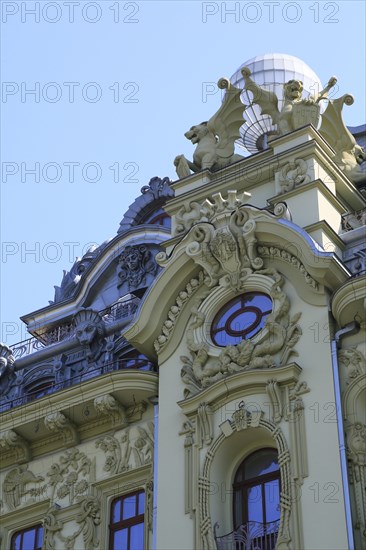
<box><xmin>341</xmin><ymin>208</ymin><xmax>366</xmax><ymax>232</ymax></box>
<box><xmin>0</xmin><ymin>358</ymin><xmax>156</xmax><ymax>412</ymax></box>
<box><xmin>10</xmin><ymin>297</ymin><xmax>140</xmax><ymax>360</ymax></box>
<box><xmin>214</xmin><ymin>520</ymin><xmax>280</xmax><ymax>550</ymax></box>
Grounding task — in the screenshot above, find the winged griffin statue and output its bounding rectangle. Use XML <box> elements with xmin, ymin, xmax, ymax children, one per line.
<box><xmin>174</xmin><ymin>77</ymin><xmax>246</xmax><ymax>178</ymax></box>
<box><xmin>241</xmin><ymin>67</ymin><xmax>366</xmax><ymax>182</ymax></box>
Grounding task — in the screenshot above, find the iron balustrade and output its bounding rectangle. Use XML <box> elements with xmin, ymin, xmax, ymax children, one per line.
<box><xmin>10</xmin><ymin>297</ymin><xmax>141</xmax><ymax>360</ymax></box>
<box><xmin>341</xmin><ymin>207</ymin><xmax>366</xmax><ymax>232</ymax></box>
<box><xmin>0</xmin><ymin>358</ymin><xmax>156</xmax><ymax>412</ymax></box>
<box><xmin>214</xmin><ymin>520</ymin><xmax>280</xmax><ymax>550</ymax></box>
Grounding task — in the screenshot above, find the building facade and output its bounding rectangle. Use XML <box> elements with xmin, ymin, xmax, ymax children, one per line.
<box><xmin>1</xmin><ymin>57</ymin><xmax>366</xmax><ymax>550</ymax></box>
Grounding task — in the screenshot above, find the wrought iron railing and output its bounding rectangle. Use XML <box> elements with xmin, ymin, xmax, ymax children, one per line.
<box><xmin>10</xmin><ymin>297</ymin><xmax>140</xmax><ymax>360</ymax></box>
<box><xmin>214</xmin><ymin>520</ymin><xmax>280</xmax><ymax>550</ymax></box>
<box><xmin>0</xmin><ymin>358</ymin><xmax>156</xmax><ymax>412</ymax></box>
<box><xmin>341</xmin><ymin>207</ymin><xmax>366</xmax><ymax>232</ymax></box>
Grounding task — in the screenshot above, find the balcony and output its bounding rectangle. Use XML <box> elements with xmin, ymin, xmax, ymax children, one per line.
<box><xmin>214</xmin><ymin>520</ymin><xmax>280</xmax><ymax>550</ymax></box>
<box><xmin>0</xmin><ymin>357</ymin><xmax>157</xmax><ymax>412</ymax></box>
<box><xmin>11</xmin><ymin>297</ymin><xmax>140</xmax><ymax>360</ymax></box>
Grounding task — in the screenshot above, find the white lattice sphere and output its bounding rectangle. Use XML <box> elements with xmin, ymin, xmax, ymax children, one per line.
<box><xmin>231</xmin><ymin>53</ymin><xmax>324</xmax><ymax>153</ymax></box>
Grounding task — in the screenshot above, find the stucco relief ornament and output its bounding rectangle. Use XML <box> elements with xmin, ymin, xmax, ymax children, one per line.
<box><xmin>117</xmin><ymin>245</ymin><xmax>157</xmax><ymax>291</ymax></box>
<box><xmin>338</xmin><ymin>348</ymin><xmax>366</xmax><ymax>383</ymax></box>
<box><xmin>46</xmin><ymin>448</ymin><xmax>93</xmax><ymax>505</ymax></box>
<box><xmin>174</xmin><ymin>78</ymin><xmax>246</xmax><ymax>178</ymax></box>
<box><xmin>177</xmin><ymin>193</ymin><xmax>264</xmax><ymax>292</ymax></box>
<box><xmin>181</xmin><ymin>270</ymin><xmax>302</xmax><ymax>397</ymax></box>
<box><xmin>73</xmin><ymin>308</ymin><xmax>105</xmax><ymax>362</ymax></box>
<box><xmin>3</xmin><ymin>465</ymin><xmax>45</xmax><ymax>511</ymax></box>
<box><xmin>278</xmin><ymin>157</ymin><xmax>311</xmax><ymax>194</ymax></box>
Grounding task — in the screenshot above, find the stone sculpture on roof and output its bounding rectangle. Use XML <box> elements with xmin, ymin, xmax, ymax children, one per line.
<box><xmin>242</xmin><ymin>67</ymin><xmax>366</xmax><ymax>182</ymax></box>
<box><xmin>241</xmin><ymin>66</ymin><xmax>337</xmax><ymax>136</ymax></box>
<box><xmin>174</xmin><ymin>78</ymin><xmax>246</xmax><ymax>178</ymax></box>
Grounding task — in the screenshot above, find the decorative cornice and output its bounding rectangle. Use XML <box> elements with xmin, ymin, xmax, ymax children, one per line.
<box><xmin>0</xmin><ymin>371</ymin><xmax>158</xmax><ymax>435</ymax></box>
<box><xmin>331</xmin><ymin>274</ymin><xmax>366</xmax><ymax>326</ymax></box>
<box><xmin>44</xmin><ymin>412</ymin><xmax>79</xmax><ymax>447</ymax></box>
<box><xmin>257</xmin><ymin>245</ymin><xmax>319</xmax><ymax>289</ymax></box>
<box><xmin>178</xmin><ymin>363</ymin><xmax>302</xmax><ymax>416</ymax></box>
<box><xmin>93</xmin><ymin>394</ymin><xmax>128</xmax><ymax>427</ymax></box>
<box><xmin>0</xmin><ymin>429</ymin><xmax>31</xmax><ymax>464</ymax></box>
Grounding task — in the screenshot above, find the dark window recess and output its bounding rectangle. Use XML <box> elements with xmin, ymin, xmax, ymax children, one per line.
<box><xmin>25</xmin><ymin>380</ymin><xmax>54</xmax><ymax>402</ymax></box>
<box><xmin>118</xmin><ymin>352</ymin><xmax>155</xmax><ymax>371</ymax></box>
<box><xmin>109</xmin><ymin>490</ymin><xmax>145</xmax><ymax>550</ymax></box>
<box><xmin>10</xmin><ymin>525</ymin><xmax>43</xmax><ymax>550</ymax></box>
<box><xmin>211</xmin><ymin>293</ymin><xmax>272</xmax><ymax>347</ymax></box>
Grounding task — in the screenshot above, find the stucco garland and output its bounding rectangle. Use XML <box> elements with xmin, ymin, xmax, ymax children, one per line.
<box><xmin>199</xmin><ymin>408</ymin><xmax>292</xmax><ymax>550</ymax></box>
<box><xmin>153</xmin><ymin>271</ymin><xmax>207</xmax><ymax>353</ymax></box>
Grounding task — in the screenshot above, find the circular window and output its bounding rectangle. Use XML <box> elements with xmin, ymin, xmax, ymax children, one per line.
<box><xmin>211</xmin><ymin>293</ymin><xmax>272</xmax><ymax>347</ymax></box>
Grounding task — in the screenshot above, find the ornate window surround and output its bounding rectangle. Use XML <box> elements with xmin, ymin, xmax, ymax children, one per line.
<box><xmin>194</xmin><ymin>273</ymin><xmax>284</xmax><ymax>356</ymax></box>
<box><xmin>211</xmin><ymin>292</ymin><xmax>272</xmax><ymax>347</ymax></box>
<box><xmin>1</xmin><ymin>500</ymin><xmax>50</xmax><ymax>550</ymax></box>
<box><xmin>94</xmin><ymin>464</ymin><xmax>153</xmax><ymax>550</ymax></box>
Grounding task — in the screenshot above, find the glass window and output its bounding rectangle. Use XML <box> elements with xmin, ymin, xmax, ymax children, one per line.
<box><xmin>10</xmin><ymin>525</ymin><xmax>43</xmax><ymax>550</ymax></box>
<box><xmin>233</xmin><ymin>449</ymin><xmax>280</xmax><ymax>543</ymax></box>
<box><xmin>110</xmin><ymin>490</ymin><xmax>145</xmax><ymax>550</ymax></box>
<box><xmin>211</xmin><ymin>293</ymin><xmax>272</xmax><ymax>347</ymax></box>
<box><xmin>118</xmin><ymin>352</ymin><xmax>155</xmax><ymax>371</ymax></box>
<box><xmin>143</xmin><ymin>208</ymin><xmax>171</xmax><ymax>228</ymax></box>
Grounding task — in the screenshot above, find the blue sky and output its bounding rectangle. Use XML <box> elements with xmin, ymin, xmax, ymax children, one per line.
<box><xmin>1</xmin><ymin>0</ymin><xmax>365</xmax><ymax>345</ymax></box>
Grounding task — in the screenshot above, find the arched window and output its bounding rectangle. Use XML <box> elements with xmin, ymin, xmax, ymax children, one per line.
<box><xmin>143</xmin><ymin>207</ymin><xmax>171</xmax><ymax>228</ymax></box>
<box><xmin>233</xmin><ymin>449</ymin><xmax>280</xmax><ymax>545</ymax></box>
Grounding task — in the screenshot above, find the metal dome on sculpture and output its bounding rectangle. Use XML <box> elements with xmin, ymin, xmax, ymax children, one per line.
<box><xmin>230</xmin><ymin>53</ymin><xmax>324</xmax><ymax>153</ymax></box>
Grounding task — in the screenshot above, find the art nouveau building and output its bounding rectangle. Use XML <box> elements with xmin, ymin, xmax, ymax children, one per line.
<box><xmin>1</xmin><ymin>55</ymin><xmax>365</xmax><ymax>550</ymax></box>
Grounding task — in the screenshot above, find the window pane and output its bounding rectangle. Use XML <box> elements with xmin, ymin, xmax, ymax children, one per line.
<box><xmin>244</xmin><ymin>449</ymin><xmax>279</xmax><ymax>479</ymax></box>
<box><xmin>247</xmin><ymin>485</ymin><xmax>263</xmax><ymax>522</ymax></box>
<box><xmin>36</xmin><ymin>527</ymin><xmax>43</xmax><ymax>549</ymax></box>
<box><xmin>130</xmin><ymin>523</ymin><xmax>144</xmax><ymax>550</ymax></box>
<box><xmin>13</xmin><ymin>534</ymin><xmax>21</xmax><ymax>550</ymax></box>
<box><xmin>112</xmin><ymin>499</ymin><xmax>121</xmax><ymax>523</ymax></box>
<box><xmin>22</xmin><ymin>529</ymin><xmax>36</xmax><ymax>549</ymax></box>
<box><xmin>123</xmin><ymin>494</ymin><xmax>137</xmax><ymax>519</ymax></box>
<box><xmin>138</xmin><ymin>492</ymin><xmax>145</xmax><ymax>515</ymax></box>
<box><xmin>264</xmin><ymin>480</ymin><xmax>280</xmax><ymax>522</ymax></box>
<box><xmin>113</xmin><ymin>529</ymin><xmax>128</xmax><ymax>549</ymax></box>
